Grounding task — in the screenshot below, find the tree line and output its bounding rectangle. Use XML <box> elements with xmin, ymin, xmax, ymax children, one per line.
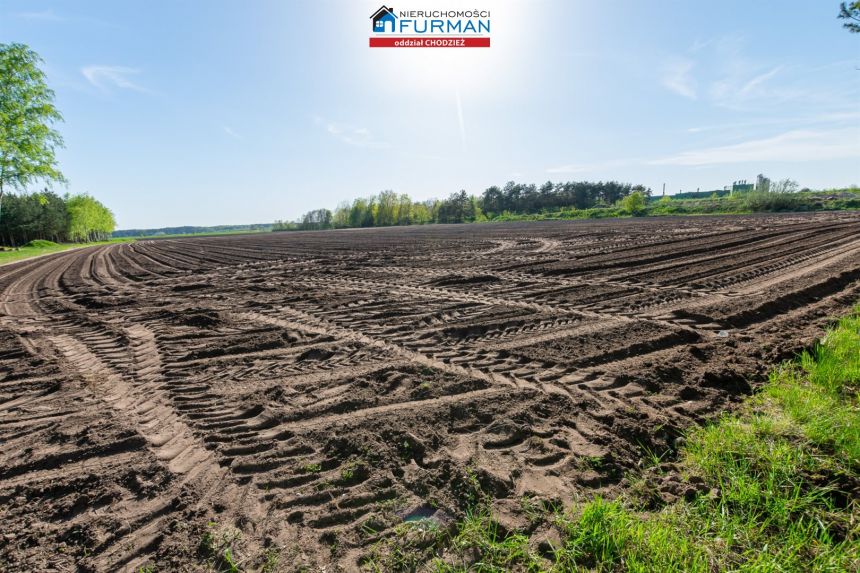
<box><xmin>1</xmin><ymin>42</ymin><xmax>118</xmax><ymax>246</ymax></box>
<box><xmin>481</xmin><ymin>181</ymin><xmax>646</xmax><ymax>216</ymax></box>
<box><xmin>0</xmin><ymin>191</ymin><xmax>116</xmax><ymax>245</ymax></box>
<box><xmin>277</xmin><ymin>181</ymin><xmax>647</xmax><ymax>231</ymax></box>
<box><xmin>114</xmin><ymin>224</ymin><xmax>271</xmax><ymax>238</ymax></box>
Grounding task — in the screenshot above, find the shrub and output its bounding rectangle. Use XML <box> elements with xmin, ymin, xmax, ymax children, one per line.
<box><xmin>621</xmin><ymin>191</ymin><xmax>647</xmax><ymax>215</ymax></box>
<box><xmin>744</xmin><ymin>191</ymin><xmax>800</xmax><ymax>212</ymax></box>
<box><xmin>23</xmin><ymin>239</ymin><xmax>58</xmax><ymax>248</ymax></box>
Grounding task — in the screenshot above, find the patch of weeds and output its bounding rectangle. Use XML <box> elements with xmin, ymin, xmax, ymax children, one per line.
<box><xmin>582</xmin><ymin>455</ymin><xmax>604</xmax><ymax>470</ymax></box>
<box><xmin>198</xmin><ymin>521</ymin><xmax>245</xmax><ymax>572</ymax></box>
<box><xmin>198</xmin><ymin>526</ymin><xmax>216</xmax><ymax>558</ymax></box>
<box><xmin>399</xmin><ymin>439</ymin><xmax>412</xmax><ymax>459</ymax></box>
<box><xmin>451</xmin><ymin>466</ymin><xmax>486</xmax><ymax>510</ymax></box>
<box><xmin>339</xmin><ymin>458</ymin><xmax>369</xmax><ymax>485</ymax></box>
<box><xmin>221</xmin><ymin>548</ymin><xmax>240</xmax><ymax>573</ymax></box>
<box><xmin>431</xmin><ymin>509</ymin><xmax>542</xmax><ymax>571</ymax></box>
<box><xmin>360</xmin><ymin>443</ymin><xmax>384</xmax><ymax>465</ymax></box>
<box><xmin>299</xmin><ymin>462</ymin><xmax>322</xmax><ymax>474</ymax></box>
<box><xmin>260</xmin><ymin>547</ymin><xmax>280</xmax><ymax>573</ymax></box>
<box><xmin>414</xmin><ymin>380</ymin><xmax>434</xmax><ymax>398</ymax></box>
<box><xmin>520</xmin><ymin>496</ymin><xmax>557</xmax><ymax>525</ymax></box>
<box><xmin>363</xmin><ymin>520</ymin><xmax>448</xmax><ymax>572</ymax></box>
<box><xmin>626</xmin><ymin>472</ymin><xmax>663</xmax><ymax>508</ymax></box>
<box><xmin>374</xmin><ymin>493</ymin><xmax>407</xmax><ymax>518</ymax></box>
<box><xmin>360</xmin><ymin>519</ymin><xmax>382</xmax><ymax>538</ymax></box>
<box><xmin>636</xmin><ymin>440</ymin><xmax>667</xmax><ymax>469</ymax></box>
<box><xmin>341</xmin><ymin>464</ymin><xmax>356</xmax><ymax>482</ymax></box>
<box><xmin>313</xmin><ymin>479</ymin><xmax>334</xmax><ymax>491</ymax></box>
<box><xmin>322</xmin><ymin>531</ymin><xmax>339</xmax><ymax>556</ymax></box>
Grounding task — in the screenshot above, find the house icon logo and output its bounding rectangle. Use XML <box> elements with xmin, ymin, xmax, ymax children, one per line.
<box><xmin>371</xmin><ymin>5</ymin><xmax>396</xmax><ymax>33</ymax></box>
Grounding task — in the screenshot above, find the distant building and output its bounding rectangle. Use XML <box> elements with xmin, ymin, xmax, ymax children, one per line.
<box><xmin>671</xmin><ymin>189</ymin><xmax>731</xmax><ymax>200</ymax></box>
<box><xmin>756</xmin><ymin>174</ymin><xmax>771</xmax><ymax>192</ymax></box>
<box><xmin>732</xmin><ymin>180</ymin><xmax>754</xmax><ymax>194</ymax></box>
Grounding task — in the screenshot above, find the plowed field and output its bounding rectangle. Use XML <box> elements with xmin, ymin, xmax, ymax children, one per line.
<box><xmin>2</xmin><ymin>213</ymin><xmax>859</xmax><ymax>571</ymax></box>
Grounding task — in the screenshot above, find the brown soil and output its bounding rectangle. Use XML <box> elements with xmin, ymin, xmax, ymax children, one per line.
<box><xmin>1</xmin><ymin>212</ymin><xmax>859</xmax><ymax>571</ymax></box>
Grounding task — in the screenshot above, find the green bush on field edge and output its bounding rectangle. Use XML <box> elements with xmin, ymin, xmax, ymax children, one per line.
<box><xmin>23</xmin><ymin>239</ymin><xmax>59</xmax><ymax>248</ymax></box>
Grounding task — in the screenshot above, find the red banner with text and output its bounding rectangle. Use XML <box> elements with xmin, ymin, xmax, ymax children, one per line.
<box><xmin>369</xmin><ymin>37</ymin><xmax>490</xmax><ymax>48</ymax></box>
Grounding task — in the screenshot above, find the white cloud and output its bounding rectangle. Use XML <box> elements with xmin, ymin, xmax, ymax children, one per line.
<box><xmin>81</xmin><ymin>65</ymin><xmax>149</xmax><ymax>93</ymax></box>
<box><xmin>315</xmin><ymin>117</ymin><xmax>387</xmax><ymax>148</ymax></box>
<box><xmin>709</xmin><ymin>64</ymin><xmax>800</xmax><ymax>109</ymax></box>
<box><xmin>689</xmin><ymin>38</ymin><xmax>713</xmax><ymax>53</ymax></box>
<box><xmin>650</xmin><ymin>128</ymin><xmax>860</xmax><ymax>166</ymax></box>
<box><xmin>546</xmin><ymin>159</ymin><xmax>634</xmax><ymax>174</ymax></box>
<box><xmin>15</xmin><ymin>9</ymin><xmax>113</xmax><ymax>27</ymax></box>
<box><xmin>661</xmin><ymin>57</ymin><xmax>697</xmax><ymax>99</ymax></box>
<box><xmin>546</xmin><ymin>164</ymin><xmax>593</xmax><ymax>174</ymax></box>
<box><xmin>663</xmin><ymin>34</ymin><xmax>857</xmax><ymax>115</ymax></box>
<box><xmin>739</xmin><ymin>66</ymin><xmax>783</xmax><ymax>95</ymax></box>
<box><xmin>687</xmin><ymin>110</ymin><xmax>860</xmax><ymax>134</ymax></box>
<box><xmin>223</xmin><ymin>126</ymin><xmax>242</xmax><ymax>140</ymax></box>
<box><xmin>15</xmin><ymin>9</ymin><xmax>63</xmax><ymax>21</ymax></box>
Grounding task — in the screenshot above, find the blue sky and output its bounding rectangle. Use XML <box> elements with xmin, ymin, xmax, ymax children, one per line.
<box><xmin>1</xmin><ymin>0</ymin><xmax>859</xmax><ymax>229</ymax></box>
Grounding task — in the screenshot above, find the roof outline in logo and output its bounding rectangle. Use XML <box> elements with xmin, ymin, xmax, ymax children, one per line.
<box><xmin>370</xmin><ymin>5</ymin><xmax>396</xmax><ymax>20</ymax></box>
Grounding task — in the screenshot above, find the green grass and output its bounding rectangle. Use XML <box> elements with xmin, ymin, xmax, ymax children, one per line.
<box><xmin>368</xmin><ymin>306</ymin><xmax>860</xmax><ymax>571</ymax></box>
<box><xmin>0</xmin><ymin>228</ymin><xmax>273</xmax><ymax>266</ymax></box>
<box><xmin>0</xmin><ymin>230</ymin><xmax>270</xmax><ymax>267</ymax></box>
<box><xmin>0</xmin><ymin>237</ymin><xmax>134</xmax><ymax>265</ymax></box>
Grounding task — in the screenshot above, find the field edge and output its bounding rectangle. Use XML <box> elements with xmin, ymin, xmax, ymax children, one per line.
<box><xmin>362</xmin><ymin>305</ymin><xmax>860</xmax><ymax>572</ymax></box>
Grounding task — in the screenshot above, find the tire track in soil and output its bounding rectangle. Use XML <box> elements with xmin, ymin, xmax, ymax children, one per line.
<box><xmin>0</xmin><ymin>247</ymin><xmax>246</xmax><ymax>572</ymax></box>
<box><xmin>1</xmin><ymin>212</ymin><xmax>859</xmax><ymax>570</ymax></box>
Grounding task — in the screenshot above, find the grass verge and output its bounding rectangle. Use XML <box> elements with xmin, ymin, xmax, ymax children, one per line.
<box><xmin>0</xmin><ymin>238</ymin><xmax>133</xmax><ymax>266</ymax></box>
<box><xmin>367</xmin><ymin>306</ymin><xmax>860</xmax><ymax>571</ymax></box>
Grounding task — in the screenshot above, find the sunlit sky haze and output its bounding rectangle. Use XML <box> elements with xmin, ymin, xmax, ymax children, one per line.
<box><xmin>1</xmin><ymin>0</ymin><xmax>858</xmax><ymax>228</ymax></box>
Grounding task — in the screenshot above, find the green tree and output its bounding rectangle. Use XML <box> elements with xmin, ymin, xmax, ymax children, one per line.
<box><xmin>272</xmin><ymin>219</ymin><xmax>293</xmax><ymax>232</ymax></box>
<box><xmin>839</xmin><ymin>2</ymin><xmax>860</xmax><ymax>33</ymax></box>
<box><xmin>395</xmin><ymin>193</ymin><xmax>412</xmax><ymax>225</ymax></box>
<box><xmin>621</xmin><ymin>191</ymin><xmax>647</xmax><ymax>215</ymax></box>
<box><xmin>375</xmin><ymin>190</ymin><xmax>398</xmax><ymax>227</ymax></box>
<box><xmin>769</xmin><ymin>178</ymin><xmax>799</xmax><ymax>194</ymax></box>
<box><xmin>744</xmin><ymin>179</ymin><xmax>800</xmax><ymax>212</ymax></box>
<box><xmin>0</xmin><ymin>43</ymin><xmax>65</xmax><ymax>221</ymax></box>
<box><xmin>298</xmin><ymin>208</ymin><xmax>332</xmax><ymax>230</ymax></box>
<box><xmin>410</xmin><ymin>201</ymin><xmax>432</xmax><ymax>224</ymax></box>
<box><xmin>348</xmin><ymin>197</ymin><xmax>370</xmax><ymax>228</ymax></box>
<box><xmin>66</xmin><ymin>194</ymin><xmax>116</xmax><ymax>242</ymax></box>
<box><xmin>332</xmin><ymin>201</ymin><xmax>350</xmax><ymax>228</ymax></box>
<box><xmin>631</xmin><ymin>184</ymin><xmax>651</xmax><ymax>197</ymax></box>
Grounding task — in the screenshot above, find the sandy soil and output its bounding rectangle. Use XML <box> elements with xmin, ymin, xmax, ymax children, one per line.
<box><xmin>1</xmin><ymin>213</ymin><xmax>859</xmax><ymax>571</ymax></box>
